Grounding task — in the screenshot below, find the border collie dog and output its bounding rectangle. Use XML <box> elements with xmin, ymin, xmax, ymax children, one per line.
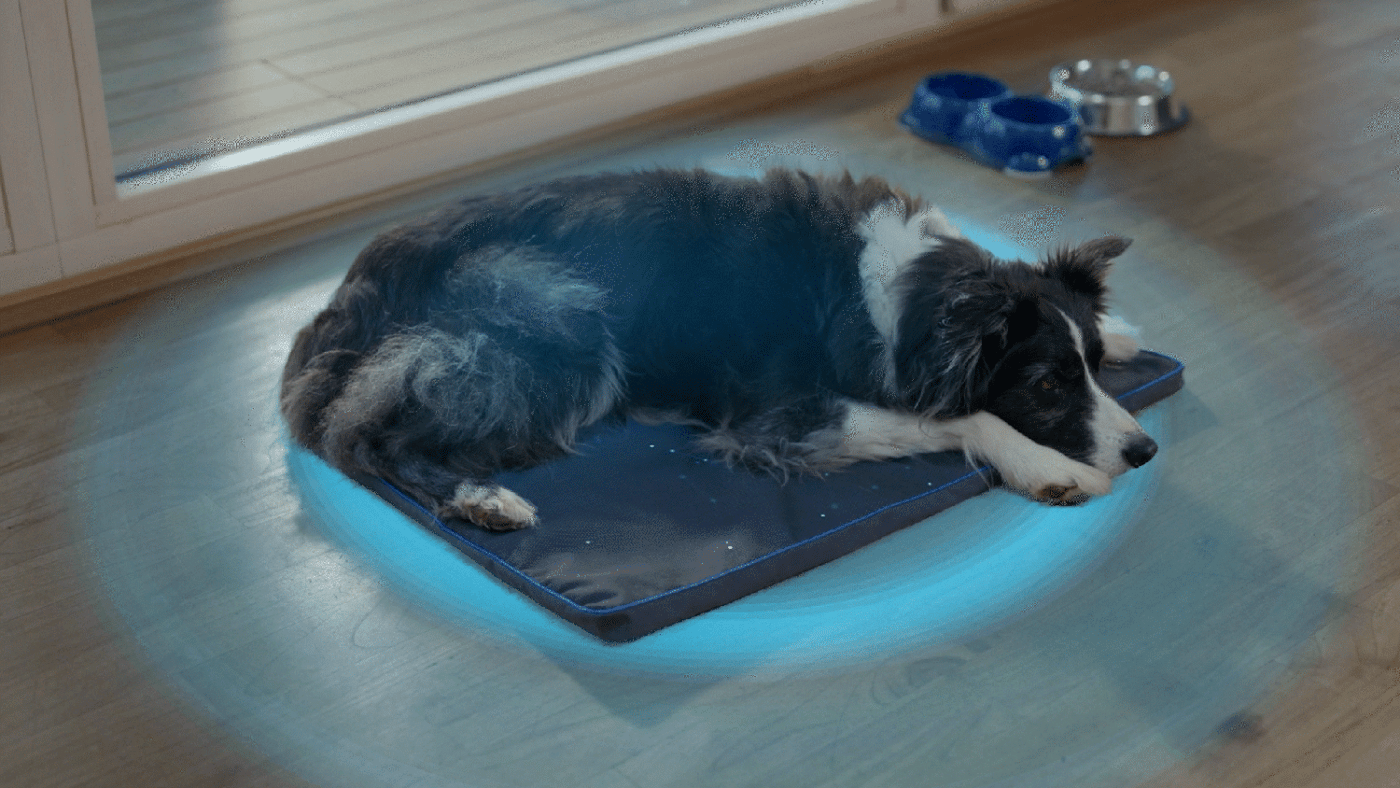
<box><xmin>282</xmin><ymin>168</ymin><xmax>1157</xmax><ymax>531</ymax></box>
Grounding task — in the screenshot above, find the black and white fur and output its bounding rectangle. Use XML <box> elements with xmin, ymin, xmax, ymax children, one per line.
<box><xmin>282</xmin><ymin>168</ymin><xmax>1157</xmax><ymax>531</ymax></box>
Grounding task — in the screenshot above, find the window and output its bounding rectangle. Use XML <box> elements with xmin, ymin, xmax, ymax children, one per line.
<box><xmin>0</xmin><ymin>0</ymin><xmax>958</xmax><ymax>299</ymax></box>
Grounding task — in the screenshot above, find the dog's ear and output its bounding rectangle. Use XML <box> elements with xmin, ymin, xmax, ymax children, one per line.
<box><xmin>1042</xmin><ymin>236</ymin><xmax>1131</xmax><ymax>309</ymax></box>
<box><xmin>894</xmin><ymin>284</ymin><xmax>1038</xmax><ymax>416</ymax></box>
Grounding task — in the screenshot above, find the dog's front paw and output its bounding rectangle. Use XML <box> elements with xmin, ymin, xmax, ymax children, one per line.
<box><xmin>999</xmin><ymin>447</ymin><xmax>1112</xmax><ymax>506</ymax></box>
<box><xmin>1098</xmin><ymin>315</ymin><xmax>1142</xmax><ymax>364</ymax></box>
<box><xmin>1027</xmin><ymin>461</ymin><xmax>1112</xmax><ymax>505</ymax></box>
<box><xmin>1102</xmin><ymin>332</ymin><xmax>1140</xmax><ymax>364</ymax></box>
<box><xmin>442</xmin><ymin>482</ymin><xmax>538</xmax><ymax>530</ymax></box>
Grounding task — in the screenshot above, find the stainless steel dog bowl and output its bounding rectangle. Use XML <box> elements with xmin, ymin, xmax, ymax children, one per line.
<box><xmin>1048</xmin><ymin>59</ymin><xmax>1189</xmax><ymax>136</ymax></box>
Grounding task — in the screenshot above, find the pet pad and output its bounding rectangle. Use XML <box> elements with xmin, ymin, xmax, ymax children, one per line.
<box><xmin>353</xmin><ymin>350</ymin><xmax>1184</xmax><ymax>643</ymax></box>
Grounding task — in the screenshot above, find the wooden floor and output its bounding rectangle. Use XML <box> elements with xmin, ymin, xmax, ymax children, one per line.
<box><xmin>8</xmin><ymin>0</ymin><xmax>1400</xmax><ymax>785</ymax></box>
<box><xmin>94</xmin><ymin>0</ymin><xmax>790</xmax><ymax>175</ymax></box>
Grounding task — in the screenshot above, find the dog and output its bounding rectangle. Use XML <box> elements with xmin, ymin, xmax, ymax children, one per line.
<box><xmin>282</xmin><ymin>168</ymin><xmax>1157</xmax><ymax>531</ymax></box>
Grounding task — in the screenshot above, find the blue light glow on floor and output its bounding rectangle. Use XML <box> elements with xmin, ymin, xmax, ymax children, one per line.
<box><xmin>289</xmin><ymin>415</ymin><xmax>1161</xmax><ymax>677</ymax></box>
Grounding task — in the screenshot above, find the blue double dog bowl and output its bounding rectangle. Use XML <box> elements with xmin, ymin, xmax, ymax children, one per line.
<box><xmin>900</xmin><ymin>72</ymin><xmax>1091</xmax><ymax>177</ymax></box>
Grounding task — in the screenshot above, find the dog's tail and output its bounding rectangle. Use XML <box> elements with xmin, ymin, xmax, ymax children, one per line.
<box><xmin>281</xmin><ymin>314</ymin><xmax>360</xmax><ymax>452</ymax></box>
<box><xmin>282</xmin><ymin>253</ymin><xmax>628</xmax><ymax>529</ymax></box>
<box><xmin>297</xmin><ymin>323</ymin><xmax>623</xmax><ymax>527</ymax></box>
<box><xmin>282</xmin><ymin>218</ymin><xmax>478</xmax><ymax>450</ymax></box>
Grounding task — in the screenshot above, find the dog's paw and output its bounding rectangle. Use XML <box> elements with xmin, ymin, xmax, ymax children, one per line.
<box><xmin>1027</xmin><ymin>462</ymin><xmax>1112</xmax><ymax>505</ymax></box>
<box><xmin>1098</xmin><ymin>315</ymin><xmax>1141</xmax><ymax>364</ymax></box>
<box><xmin>1102</xmin><ymin>332</ymin><xmax>1141</xmax><ymax>364</ymax></box>
<box><xmin>999</xmin><ymin>447</ymin><xmax>1112</xmax><ymax>506</ymax></box>
<box><xmin>1029</xmin><ymin>481</ymin><xmax>1094</xmax><ymax>505</ymax></box>
<box><xmin>442</xmin><ymin>482</ymin><xmax>538</xmax><ymax>530</ymax></box>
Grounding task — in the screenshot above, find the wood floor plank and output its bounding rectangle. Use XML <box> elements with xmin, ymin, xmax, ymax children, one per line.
<box><xmin>103</xmin><ymin>62</ymin><xmax>292</xmax><ymax>126</ymax></box>
<box><xmin>110</xmin><ymin>95</ymin><xmax>361</xmax><ymax>168</ymax></box>
<box><xmin>332</xmin><ymin>0</ymin><xmax>797</xmax><ymax>110</ymax></box>
<box><xmin>265</xmin><ymin>1</ymin><xmax>588</xmax><ymax>79</ymax></box>
<box><xmin>108</xmin><ymin>80</ymin><xmax>346</xmax><ymax>156</ymax></box>
<box><xmin>300</xmin><ymin>20</ymin><xmax>620</xmax><ymax>107</ymax></box>
<box><xmin>95</xmin><ymin>0</ymin><xmax>790</xmax><ymax>172</ymax></box>
<box><xmin>95</xmin><ymin>0</ymin><xmax>362</xmax><ymax>48</ymax></box>
<box><xmin>95</xmin><ymin>0</ymin><xmax>474</xmax><ymax>76</ymax></box>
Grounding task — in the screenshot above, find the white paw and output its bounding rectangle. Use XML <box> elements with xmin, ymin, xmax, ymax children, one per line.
<box><xmin>917</xmin><ymin>205</ymin><xmax>964</xmax><ymax>239</ymax></box>
<box><xmin>442</xmin><ymin>482</ymin><xmax>538</xmax><ymax>530</ymax></box>
<box><xmin>1102</xmin><ymin>332</ymin><xmax>1141</xmax><ymax>364</ymax></box>
<box><xmin>1098</xmin><ymin>315</ymin><xmax>1142</xmax><ymax>363</ymax></box>
<box><xmin>999</xmin><ymin>446</ymin><xmax>1112</xmax><ymax>505</ymax></box>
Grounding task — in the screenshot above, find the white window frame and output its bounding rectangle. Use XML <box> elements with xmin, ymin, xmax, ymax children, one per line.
<box><xmin>1</xmin><ymin>0</ymin><xmax>61</xmax><ymax>293</ymax></box>
<box><xmin>0</xmin><ymin>0</ymin><xmax>990</xmax><ymax>299</ymax></box>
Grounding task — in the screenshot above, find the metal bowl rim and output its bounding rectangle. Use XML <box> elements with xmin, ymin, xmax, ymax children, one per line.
<box><xmin>1047</xmin><ymin>58</ymin><xmax>1188</xmax><ymax>136</ymax></box>
<box><xmin>1049</xmin><ymin>59</ymin><xmax>1176</xmax><ymax>103</ymax></box>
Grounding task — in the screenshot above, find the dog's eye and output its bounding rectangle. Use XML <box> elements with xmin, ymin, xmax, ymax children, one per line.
<box><xmin>1039</xmin><ymin>376</ymin><xmax>1060</xmax><ymax>392</ymax></box>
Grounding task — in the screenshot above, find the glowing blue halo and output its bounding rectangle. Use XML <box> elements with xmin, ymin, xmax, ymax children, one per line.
<box><xmin>290</xmin><ymin>418</ymin><xmax>1161</xmax><ymax>676</ymax></box>
<box><xmin>287</xmin><ymin>215</ymin><xmax>1167</xmax><ymax>678</ymax></box>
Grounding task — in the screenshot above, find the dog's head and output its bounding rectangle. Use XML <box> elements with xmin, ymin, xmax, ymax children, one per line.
<box><xmin>894</xmin><ymin>236</ymin><xmax>1157</xmax><ymax>477</ymax></box>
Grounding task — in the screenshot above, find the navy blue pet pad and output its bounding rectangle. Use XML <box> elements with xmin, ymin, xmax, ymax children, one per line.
<box><xmin>354</xmin><ymin>350</ymin><xmax>1184</xmax><ymax>643</ymax></box>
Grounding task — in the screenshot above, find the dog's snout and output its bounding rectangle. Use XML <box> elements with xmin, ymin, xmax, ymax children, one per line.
<box><xmin>1123</xmin><ymin>434</ymin><xmax>1158</xmax><ymax>468</ymax></box>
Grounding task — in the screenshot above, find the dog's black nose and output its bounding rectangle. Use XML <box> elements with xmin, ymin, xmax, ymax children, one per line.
<box><xmin>1123</xmin><ymin>435</ymin><xmax>1158</xmax><ymax>468</ymax></box>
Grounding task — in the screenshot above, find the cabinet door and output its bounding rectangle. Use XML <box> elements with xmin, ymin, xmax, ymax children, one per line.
<box><xmin>1</xmin><ymin>0</ymin><xmax>63</xmax><ymax>295</ymax></box>
<box><xmin>0</xmin><ymin>181</ymin><xmax>11</xmax><ymax>257</ymax></box>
